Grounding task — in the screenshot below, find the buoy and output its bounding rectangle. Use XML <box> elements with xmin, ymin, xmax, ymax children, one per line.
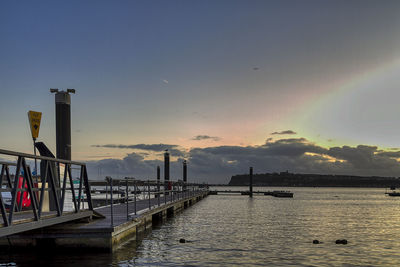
<box><xmin>335</xmin><ymin>239</ymin><xmax>348</xmax><ymax>244</ymax></box>
<box><xmin>313</xmin><ymin>240</ymin><xmax>320</xmax><ymax>244</ymax></box>
<box><xmin>179</xmin><ymin>238</ymin><xmax>186</xmax><ymax>243</ymax></box>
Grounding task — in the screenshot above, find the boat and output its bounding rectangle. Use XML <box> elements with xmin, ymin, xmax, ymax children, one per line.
<box><xmin>272</xmin><ymin>191</ymin><xmax>294</xmax><ymax>198</ymax></box>
<box><xmin>388</xmin><ymin>191</ymin><xmax>400</xmax><ymax>197</ymax></box>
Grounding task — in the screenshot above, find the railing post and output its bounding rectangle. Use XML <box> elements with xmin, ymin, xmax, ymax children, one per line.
<box><xmin>126</xmin><ymin>178</ymin><xmax>129</xmax><ymax>221</ymax></box>
<box><xmin>107</xmin><ymin>176</ymin><xmax>113</xmax><ymax>227</ymax></box>
<box><xmin>119</xmin><ymin>180</ymin><xmax>121</xmax><ymax>201</ymax></box>
<box><xmin>148</xmin><ymin>180</ymin><xmax>151</xmax><ymax>210</ymax></box>
<box><xmin>164</xmin><ymin>185</ymin><xmax>167</xmax><ymax>205</ymax></box>
<box><xmin>134</xmin><ymin>180</ymin><xmax>137</xmax><ymax>215</ymax></box>
<box><xmin>105</xmin><ymin>183</ymin><xmax>108</xmax><ymax>205</ymax></box>
<box><xmin>157</xmin><ymin>166</ymin><xmax>160</xmax><ymax>207</ymax></box>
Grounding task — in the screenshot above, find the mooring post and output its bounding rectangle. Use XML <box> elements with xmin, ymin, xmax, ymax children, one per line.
<box><xmin>249</xmin><ymin>167</ymin><xmax>253</xmax><ymax>198</ymax></box>
<box><xmin>50</xmin><ymin>89</ymin><xmax>75</xmax><ymax>211</ymax></box>
<box><xmin>183</xmin><ymin>160</ymin><xmax>187</xmax><ymax>195</ymax></box>
<box><xmin>164</xmin><ymin>150</ymin><xmax>169</xmax><ymax>194</ymax></box>
<box><xmin>50</xmin><ymin>89</ymin><xmax>75</xmax><ymax>161</ymax></box>
<box><xmin>157</xmin><ymin>166</ymin><xmax>160</xmax><ymax>206</ymax></box>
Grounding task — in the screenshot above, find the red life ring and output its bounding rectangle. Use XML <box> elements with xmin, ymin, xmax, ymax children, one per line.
<box><xmin>16</xmin><ymin>176</ymin><xmax>32</xmax><ymax>208</ymax></box>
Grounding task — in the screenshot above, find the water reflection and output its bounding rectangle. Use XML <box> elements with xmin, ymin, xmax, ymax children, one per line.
<box><xmin>1</xmin><ymin>187</ymin><xmax>400</xmax><ymax>266</ymax></box>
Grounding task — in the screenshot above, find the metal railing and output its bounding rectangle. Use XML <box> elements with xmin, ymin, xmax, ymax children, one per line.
<box><xmin>0</xmin><ymin>149</ymin><xmax>94</xmax><ymax>235</ymax></box>
<box><xmin>99</xmin><ymin>177</ymin><xmax>207</xmax><ymax>226</ymax></box>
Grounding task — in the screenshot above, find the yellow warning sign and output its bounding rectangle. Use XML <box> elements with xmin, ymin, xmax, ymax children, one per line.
<box><xmin>28</xmin><ymin>111</ymin><xmax>42</xmax><ymax>139</ymax></box>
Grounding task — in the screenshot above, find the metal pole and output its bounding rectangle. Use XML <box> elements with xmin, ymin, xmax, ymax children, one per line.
<box><xmin>148</xmin><ymin>180</ymin><xmax>151</xmax><ymax>210</ymax></box>
<box><xmin>105</xmin><ymin>183</ymin><xmax>108</xmax><ymax>205</ymax></box>
<box><xmin>51</xmin><ymin>89</ymin><xmax>74</xmax><ymax>161</ymax></box>
<box><xmin>134</xmin><ymin>181</ymin><xmax>137</xmax><ymax>215</ymax></box>
<box><xmin>249</xmin><ymin>167</ymin><xmax>253</xmax><ymax>198</ymax></box>
<box><xmin>118</xmin><ymin>180</ymin><xmax>120</xmax><ymax>200</ymax></box>
<box><xmin>33</xmin><ymin>138</ymin><xmax>37</xmax><ymax>182</ymax></box>
<box><xmin>109</xmin><ymin>177</ymin><xmax>113</xmax><ymax>227</ymax></box>
<box><xmin>157</xmin><ymin>166</ymin><xmax>160</xmax><ymax>207</ymax></box>
<box><xmin>126</xmin><ymin>178</ymin><xmax>129</xmax><ymax>221</ymax></box>
<box><xmin>164</xmin><ymin>150</ymin><xmax>169</xmax><ymax>194</ymax></box>
<box><xmin>183</xmin><ymin>160</ymin><xmax>187</xmax><ymax>195</ymax></box>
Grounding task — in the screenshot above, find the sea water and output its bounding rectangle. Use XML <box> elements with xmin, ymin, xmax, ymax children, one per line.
<box><xmin>1</xmin><ymin>187</ymin><xmax>400</xmax><ymax>266</ymax></box>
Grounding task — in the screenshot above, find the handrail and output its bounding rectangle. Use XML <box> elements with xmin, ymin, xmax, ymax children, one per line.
<box><xmin>0</xmin><ymin>149</ymin><xmax>94</xmax><ymax>231</ymax></box>
<box><xmin>103</xmin><ymin>176</ymin><xmax>207</xmax><ymax>226</ymax></box>
<box><xmin>0</xmin><ymin>149</ymin><xmax>86</xmax><ymax>166</ymax></box>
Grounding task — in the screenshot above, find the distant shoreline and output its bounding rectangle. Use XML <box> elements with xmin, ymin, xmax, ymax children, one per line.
<box><xmin>226</xmin><ymin>171</ymin><xmax>400</xmax><ymax>188</ymax></box>
<box><xmin>210</xmin><ymin>184</ymin><xmax>393</xmax><ymax>188</ymax></box>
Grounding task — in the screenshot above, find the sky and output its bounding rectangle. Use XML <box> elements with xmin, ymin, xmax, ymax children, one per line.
<box><xmin>1</xmin><ymin>0</ymin><xmax>400</xmax><ymax>183</ymax></box>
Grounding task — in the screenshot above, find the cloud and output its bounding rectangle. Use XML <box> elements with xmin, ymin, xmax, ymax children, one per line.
<box><xmin>87</xmin><ymin>138</ymin><xmax>400</xmax><ymax>184</ymax></box>
<box><xmin>86</xmin><ymin>152</ymin><xmax>185</xmax><ymax>180</ymax></box>
<box><xmin>92</xmin><ymin>143</ymin><xmax>185</xmax><ymax>157</ymax></box>
<box><xmin>376</xmin><ymin>151</ymin><xmax>400</xmax><ymax>158</ymax></box>
<box><xmin>271</xmin><ymin>130</ymin><xmax>297</xmax><ymax>135</ymax></box>
<box><xmin>191</xmin><ymin>135</ymin><xmax>221</xmax><ymax>141</ymax></box>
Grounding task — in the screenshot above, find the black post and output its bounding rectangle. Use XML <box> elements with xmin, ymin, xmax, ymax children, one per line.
<box><xmin>33</xmin><ymin>138</ymin><xmax>37</xmax><ymax>181</ymax></box>
<box><xmin>107</xmin><ymin>177</ymin><xmax>113</xmax><ymax>226</ymax></box>
<box><xmin>183</xmin><ymin>160</ymin><xmax>187</xmax><ymax>192</ymax></box>
<box><xmin>164</xmin><ymin>150</ymin><xmax>170</xmax><ymax>194</ymax></box>
<box><xmin>126</xmin><ymin>178</ymin><xmax>129</xmax><ymax>221</ymax></box>
<box><xmin>249</xmin><ymin>167</ymin><xmax>253</xmax><ymax>198</ymax></box>
<box><xmin>51</xmin><ymin>89</ymin><xmax>75</xmax><ymax>161</ymax></box>
<box><xmin>148</xmin><ymin>180</ymin><xmax>151</xmax><ymax>209</ymax></box>
<box><xmin>134</xmin><ymin>181</ymin><xmax>137</xmax><ymax>215</ymax></box>
<box><xmin>105</xmin><ymin>183</ymin><xmax>108</xmax><ymax>205</ymax></box>
<box><xmin>50</xmin><ymin>89</ymin><xmax>75</xmax><ymax>211</ymax></box>
<box><xmin>157</xmin><ymin>166</ymin><xmax>160</xmax><ymax>206</ymax></box>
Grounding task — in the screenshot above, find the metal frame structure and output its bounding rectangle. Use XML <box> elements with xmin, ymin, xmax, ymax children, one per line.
<box><xmin>0</xmin><ymin>149</ymin><xmax>93</xmax><ymax>237</ymax></box>
<box><xmin>100</xmin><ymin>177</ymin><xmax>207</xmax><ymax>225</ymax></box>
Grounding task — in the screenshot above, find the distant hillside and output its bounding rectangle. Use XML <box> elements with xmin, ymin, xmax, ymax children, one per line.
<box><xmin>228</xmin><ymin>171</ymin><xmax>400</xmax><ymax>187</ymax></box>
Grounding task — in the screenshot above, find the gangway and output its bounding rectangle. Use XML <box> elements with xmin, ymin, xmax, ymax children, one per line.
<box><xmin>0</xmin><ymin>149</ymin><xmax>94</xmax><ymax>237</ymax></box>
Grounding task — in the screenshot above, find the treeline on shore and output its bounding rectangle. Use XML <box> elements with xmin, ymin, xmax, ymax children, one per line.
<box><xmin>228</xmin><ymin>171</ymin><xmax>400</xmax><ymax>187</ymax></box>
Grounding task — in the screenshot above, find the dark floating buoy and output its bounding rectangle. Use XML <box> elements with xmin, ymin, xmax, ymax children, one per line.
<box><xmin>179</xmin><ymin>238</ymin><xmax>186</xmax><ymax>243</ymax></box>
<box><xmin>335</xmin><ymin>239</ymin><xmax>348</xmax><ymax>244</ymax></box>
<box><xmin>313</xmin><ymin>240</ymin><xmax>320</xmax><ymax>244</ymax></box>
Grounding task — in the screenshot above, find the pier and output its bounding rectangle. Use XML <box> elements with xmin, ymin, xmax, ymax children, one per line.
<box><xmin>209</xmin><ymin>190</ymin><xmax>293</xmax><ymax>197</ymax></box>
<box><xmin>0</xmin><ymin>149</ymin><xmax>209</xmax><ymax>251</ymax></box>
<box><xmin>1</xmin><ymin>181</ymin><xmax>208</xmax><ymax>251</ymax></box>
<box><xmin>208</xmin><ymin>167</ymin><xmax>294</xmax><ymax>198</ymax></box>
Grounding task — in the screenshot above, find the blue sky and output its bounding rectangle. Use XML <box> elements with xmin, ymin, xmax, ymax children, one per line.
<box><xmin>1</xmin><ymin>1</ymin><xmax>400</xmax><ymax>182</ymax></box>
